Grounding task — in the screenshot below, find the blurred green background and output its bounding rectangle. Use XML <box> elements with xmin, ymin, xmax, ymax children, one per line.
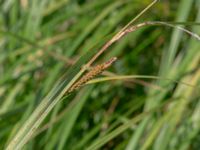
<box><xmin>0</xmin><ymin>0</ymin><xmax>200</xmax><ymax>149</ymax></box>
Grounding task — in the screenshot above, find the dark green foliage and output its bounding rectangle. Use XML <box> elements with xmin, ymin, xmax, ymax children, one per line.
<box><xmin>0</xmin><ymin>0</ymin><xmax>199</xmax><ymax>149</ymax></box>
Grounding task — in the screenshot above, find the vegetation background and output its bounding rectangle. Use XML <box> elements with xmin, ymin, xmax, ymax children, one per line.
<box><xmin>0</xmin><ymin>0</ymin><xmax>200</xmax><ymax>149</ymax></box>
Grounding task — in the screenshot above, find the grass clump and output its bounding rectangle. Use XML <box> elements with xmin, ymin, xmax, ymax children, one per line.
<box><xmin>0</xmin><ymin>0</ymin><xmax>200</xmax><ymax>150</ymax></box>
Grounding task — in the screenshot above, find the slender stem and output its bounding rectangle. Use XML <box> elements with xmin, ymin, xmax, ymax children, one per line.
<box><xmin>87</xmin><ymin>0</ymin><xmax>158</xmax><ymax>66</ymax></box>
<box><xmin>86</xmin><ymin>75</ymin><xmax>198</xmax><ymax>88</ymax></box>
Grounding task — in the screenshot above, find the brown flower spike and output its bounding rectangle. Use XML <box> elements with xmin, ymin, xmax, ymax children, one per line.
<box><xmin>67</xmin><ymin>57</ymin><xmax>117</xmax><ymax>93</ymax></box>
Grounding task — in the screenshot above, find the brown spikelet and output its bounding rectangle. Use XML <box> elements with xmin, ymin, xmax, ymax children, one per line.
<box><xmin>67</xmin><ymin>57</ymin><xmax>117</xmax><ymax>93</ymax></box>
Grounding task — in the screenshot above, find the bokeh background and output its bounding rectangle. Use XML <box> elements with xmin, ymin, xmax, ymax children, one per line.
<box><xmin>0</xmin><ymin>0</ymin><xmax>200</xmax><ymax>149</ymax></box>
